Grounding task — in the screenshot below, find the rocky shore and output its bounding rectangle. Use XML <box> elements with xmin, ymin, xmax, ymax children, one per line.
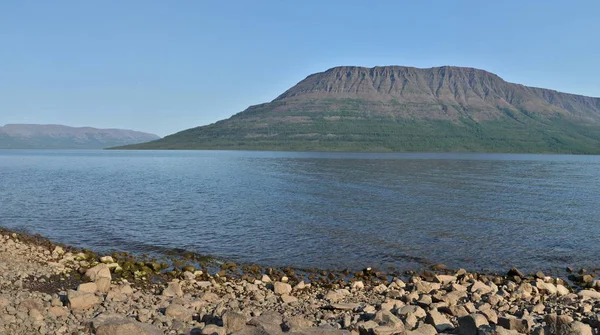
<box><xmin>1</xmin><ymin>229</ymin><xmax>599</xmax><ymax>335</ymax></box>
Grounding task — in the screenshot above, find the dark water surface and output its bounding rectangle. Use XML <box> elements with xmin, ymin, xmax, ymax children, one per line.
<box><xmin>1</xmin><ymin>150</ymin><xmax>599</xmax><ymax>273</ymax></box>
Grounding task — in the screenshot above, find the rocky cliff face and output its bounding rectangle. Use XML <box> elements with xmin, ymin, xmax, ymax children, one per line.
<box><xmin>0</xmin><ymin>124</ymin><xmax>160</xmax><ymax>149</ymax></box>
<box><xmin>273</xmin><ymin>66</ymin><xmax>600</xmax><ymax>122</ymax></box>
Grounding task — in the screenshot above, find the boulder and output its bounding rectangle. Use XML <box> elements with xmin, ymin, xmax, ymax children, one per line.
<box><xmin>164</xmin><ymin>303</ymin><xmax>192</xmax><ymax>321</ymax></box>
<box><xmin>223</xmin><ymin>311</ymin><xmax>248</xmax><ymax>333</ymax></box>
<box><xmin>85</xmin><ymin>263</ymin><xmax>111</xmax><ymax>281</ymax></box>
<box><xmin>247</xmin><ymin>311</ymin><xmax>283</xmax><ymax>334</ymax></box>
<box><xmin>77</xmin><ymin>282</ymin><xmax>98</xmax><ymax>294</ymax></box>
<box><xmin>404</xmin><ymin>323</ymin><xmax>437</xmax><ymax>335</ymax></box>
<box><xmin>397</xmin><ymin>305</ymin><xmax>426</xmax><ymax>319</ymax></box>
<box><xmin>458</xmin><ymin>314</ymin><xmax>489</xmax><ymax>335</ymax></box>
<box><xmin>273</xmin><ymin>282</ymin><xmax>292</xmax><ymax>295</ymax></box>
<box><xmin>578</xmin><ymin>290</ymin><xmax>600</xmax><ymax>299</ymax></box>
<box><xmin>324</xmin><ymin>289</ymin><xmax>349</xmax><ymax>301</ymax></box>
<box><xmin>498</xmin><ymin>316</ymin><xmax>533</xmax><ymax>333</ymax></box>
<box><xmin>100</xmin><ymin>256</ymin><xmax>114</xmax><ymax>263</ymax></box>
<box><xmin>162</xmin><ymin>281</ymin><xmax>184</xmax><ymax>298</ymax></box>
<box><xmin>67</xmin><ymin>290</ymin><xmax>100</xmax><ymax>310</ymax></box>
<box><xmin>91</xmin><ymin>313</ymin><xmax>163</xmax><ymax>335</ymax></box>
<box><xmin>425</xmin><ymin>309</ymin><xmax>453</xmax><ymax>332</ymax></box>
<box><xmin>283</xmin><ymin>315</ymin><xmax>313</xmax><ymax>331</ymax></box>
<box><xmin>435</xmin><ymin>275</ymin><xmax>457</xmax><ymax>284</ymax></box>
<box><xmin>373</xmin><ymin>310</ymin><xmax>404</xmax><ymax>331</ymax></box>
<box><xmin>48</xmin><ymin>306</ymin><xmax>68</xmax><ymax>318</ymax></box>
<box><xmin>96</xmin><ymin>276</ymin><xmax>111</xmax><ymax>293</ymax></box>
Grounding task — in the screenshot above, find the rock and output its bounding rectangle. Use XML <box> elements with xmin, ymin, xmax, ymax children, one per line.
<box><xmin>28</xmin><ymin>308</ymin><xmax>44</xmax><ymax>321</ymax></box>
<box><xmin>470</xmin><ymin>281</ymin><xmax>493</xmax><ymax>294</ymax></box>
<box><xmin>67</xmin><ymin>289</ymin><xmax>100</xmax><ymax>310</ymax></box>
<box><xmin>507</xmin><ymin>268</ymin><xmax>524</xmax><ymax>278</ymax></box>
<box><xmin>273</xmin><ymin>282</ymin><xmax>292</xmax><ymax>295</ymax></box>
<box><xmin>289</xmin><ymin>327</ymin><xmax>350</xmax><ymax>335</ymax></box>
<box><xmin>162</xmin><ymin>281</ymin><xmax>184</xmax><ymax>297</ymax></box>
<box><xmin>397</xmin><ymin>305</ymin><xmax>426</xmax><ymax>319</ymax></box>
<box><xmin>441</xmin><ymin>290</ymin><xmax>467</xmax><ymax>305</ymax></box>
<box><xmin>373</xmin><ymin>310</ymin><xmax>404</xmax><ymax>331</ymax></box>
<box><xmin>435</xmin><ymin>275</ymin><xmax>457</xmax><ymax>284</ymax></box>
<box><xmin>230</xmin><ymin>325</ymin><xmax>270</xmax><ymax>335</ymax></box>
<box><xmin>478</xmin><ymin>325</ymin><xmax>522</xmax><ymax>335</ymax></box>
<box><xmin>556</xmin><ymin>284</ymin><xmax>569</xmax><ymax>296</ymax></box>
<box><xmin>541</xmin><ymin>316</ymin><xmax>594</xmax><ymax>335</ymax></box>
<box><xmin>425</xmin><ymin>309</ymin><xmax>453</xmax><ymax>332</ymax></box>
<box><xmin>351</xmin><ymin>281</ymin><xmax>365</xmax><ymax>290</ymax></box>
<box><xmin>120</xmin><ymin>284</ymin><xmax>134</xmax><ymax>295</ymax></box>
<box><xmin>480</xmin><ymin>308</ymin><xmax>498</xmax><ymax>324</ymax></box>
<box><xmin>247</xmin><ymin>311</ymin><xmax>283</xmax><ymax>334</ymax></box>
<box><xmin>578</xmin><ymin>290</ymin><xmax>600</xmax><ymax>299</ymax></box>
<box><xmin>329</xmin><ymin>303</ymin><xmax>360</xmax><ymax>311</ymax></box>
<box><xmin>441</xmin><ymin>305</ymin><xmax>469</xmax><ymax>317</ymax></box>
<box><xmin>77</xmin><ymin>282</ymin><xmax>98</xmax><ymax>293</ymax></box>
<box><xmin>85</xmin><ymin>263</ymin><xmax>111</xmax><ymax>281</ymax></box>
<box><xmin>294</xmin><ymin>281</ymin><xmax>307</xmax><ymax>290</ymax></box>
<box><xmin>48</xmin><ymin>306</ymin><xmax>68</xmax><ymax>318</ymax></box>
<box><xmin>536</xmin><ymin>280</ymin><xmax>557</xmax><ymax>295</ymax></box>
<box><xmin>283</xmin><ymin>315</ymin><xmax>313</xmax><ymax>331</ymax></box>
<box><xmin>562</xmin><ymin>321</ymin><xmax>593</xmax><ymax>335</ymax></box>
<box><xmin>458</xmin><ymin>314</ymin><xmax>489</xmax><ymax>335</ymax></box>
<box><xmin>200</xmin><ymin>292</ymin><xmax>221</xmax><ymax>302</ymax></box>
<box><xmin>281</xmin><ymin>294</ymin><xmax>298</xmax><ymax>304</ymax></box>
<box><xmin>324</xmin><ymin>289</ymin><xmax>350</xmax><ymax>301</ymax></box>
<box><xmin>92</xmin><ymin>313</ymin><xmax>163</xmax><ymax>335</ymax></box>
<box><xmin>414</xmin><ymin>281</ymin><xmax>441</xmax><ymax>293</ymax></box>
<box><xmin>223</xmin><ymin>311</ymin><xmax>248</xmax><ymax>333</ymax></box>
<box><xmin>261</xmin><ymin>274</ymin><xmax>271</xmax><ymax>283</ymax></box>
<box><xmin>404</xmin><ymin>323</ymin><xmax>437</xmax><ymax>335</ymax></box>
<box><xmin>497</xmin><ymin>316</ymin><xmax>533</xmax><ymax>333</ymax></box>
<box><xmin>96</xmin><ymin>276</ymin><xmax>111</xmax><ymax>293</ymax></box>
<box><xmin>531</xmin><ymin>303</ymin><xmax>545</xmax><ymax>314</ymax></box>
<box><xmin>165</xmin><ymin>303</ymin><xmax>192</xmax><ymax>321</ymax></box>
<box><xmin>100</xmin><ymin>256</ymin><xmax>114</xmax><ymax>263</ymax></box>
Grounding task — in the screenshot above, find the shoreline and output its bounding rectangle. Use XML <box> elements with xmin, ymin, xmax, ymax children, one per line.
<box><xmin>1</xmin><ymin>228</ymin><xmax>599</xmax><ymax>334</ymax></box>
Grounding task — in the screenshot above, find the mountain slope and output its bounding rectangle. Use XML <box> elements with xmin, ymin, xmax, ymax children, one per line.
<box><xmin>117</xmin><ymin>66</ymin><xmax>600</xmax><ymax>153</ymax></box>
<box><xmin>0</xmin><ymin>124</ymin><xmax>160</xmax><ymax>149</ymax></box>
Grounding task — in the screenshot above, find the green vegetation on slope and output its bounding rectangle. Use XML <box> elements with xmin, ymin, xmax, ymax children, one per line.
<box><xmin>117</xmin><ymin>114</ymin><xmax>600</xmax><ymax>154</ymax></box>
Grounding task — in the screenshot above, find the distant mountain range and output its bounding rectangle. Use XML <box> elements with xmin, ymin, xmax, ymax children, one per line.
<box><xmin>116</xmin><ymin>65</ymin><xmax>598</xmax><ymax>153</ymax></box>
<box><xmin>0</xmin><ymin>124</ymin><xmax>160</xmax><ymax>149</ymax></box>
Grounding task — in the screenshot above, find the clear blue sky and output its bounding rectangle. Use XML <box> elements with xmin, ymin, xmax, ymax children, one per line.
<box><xmin>1</xmin><ymin>1</ymin><xmax>599</xmax><ymax>137</ymax></box>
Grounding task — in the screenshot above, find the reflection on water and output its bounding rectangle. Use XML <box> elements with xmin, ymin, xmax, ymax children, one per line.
<box><xmin>1</xmin><ymin>150</ymin><xmax>599</xmax><ymax>273</ymax></box>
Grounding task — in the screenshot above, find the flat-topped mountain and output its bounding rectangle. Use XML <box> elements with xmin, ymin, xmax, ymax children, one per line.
<box><xmin>0</xmin><ymin>124</ymin><xmax>160</xmax><ymax>149</ymax></box>
<box><xmin>117</xmin><ymin>66</ymin><xmax>600</xmax><ymax>153</ymax></box>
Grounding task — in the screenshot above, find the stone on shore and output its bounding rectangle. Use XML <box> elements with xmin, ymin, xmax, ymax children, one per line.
<box><xmin>92</xmin><ymin>313</ymin><xmax>163</xmax><ymax>335</ymax></box>
<box><xmin>165</xmin><ymin>303</ymin><xmax>192</xmax><ymax>321</ymax></box>
<box><xmin>162</xmin><ymin>281</ymin><xmax>184</xmax><ymax>297</ymax></box>
<box><xmin>458</xmin><ymin>313</ymin><xmax>489</xmax><ymax>335</ymax></box>
<box><xmin>85</xmin><ymin>263</ymin><xmax>111</xmax><ymax>281</ymax></box>
<box><xmin>578</xmin><ymin>289</ymin><xmax>600</xmax><ymax>299</ymax></box>
<box><xmin>223</xmin><ymin>310</ymin><xmax>248</xmax><ymax>332</ymax></box>
<box><xmin>77</xmin><ymin>282</ymin><xmax>98</xmax><ymax>293</ymax></box>
<box><xmin>67</xmin><ymin>289</ymin><xmax>100</xmax><ymax>310</ymax></box>
<box><xmin>425</xmin><ymin>309</ymin><xmax>454</xmax><ymax>332</ymax></box>
<box><xmin>273</xmin><ymin>282</ymin><xmax>292</xmax><ymax>295</ymax></box>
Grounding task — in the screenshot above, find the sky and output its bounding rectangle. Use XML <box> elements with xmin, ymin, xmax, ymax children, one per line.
<box><xmin>1</xmin><ymin>1</ymin><xmax>599</xmax><ymax>137</ymax></box>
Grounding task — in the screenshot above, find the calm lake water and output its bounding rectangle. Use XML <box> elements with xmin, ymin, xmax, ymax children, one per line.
<box><xmin>1</xmin><ymin>150</ymin><xmax>599</xmax><ymax>274</ymax></box>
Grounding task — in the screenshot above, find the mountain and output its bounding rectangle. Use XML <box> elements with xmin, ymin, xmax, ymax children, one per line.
<box><xmin>0</xmin><ymin>124</ymin><xmax>160</xmax><ymax>149</ymax></box>
<box><xmin>117</xmin><ymin>66</ymin><xmax>600</xmax><ymax>153</ymax></box>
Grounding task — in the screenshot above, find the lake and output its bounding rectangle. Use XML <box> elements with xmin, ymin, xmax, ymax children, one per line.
<box><xmin>1</xmin><ymin>150</ymin><xmax>599</xmax><ymax>274</ymax></box>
